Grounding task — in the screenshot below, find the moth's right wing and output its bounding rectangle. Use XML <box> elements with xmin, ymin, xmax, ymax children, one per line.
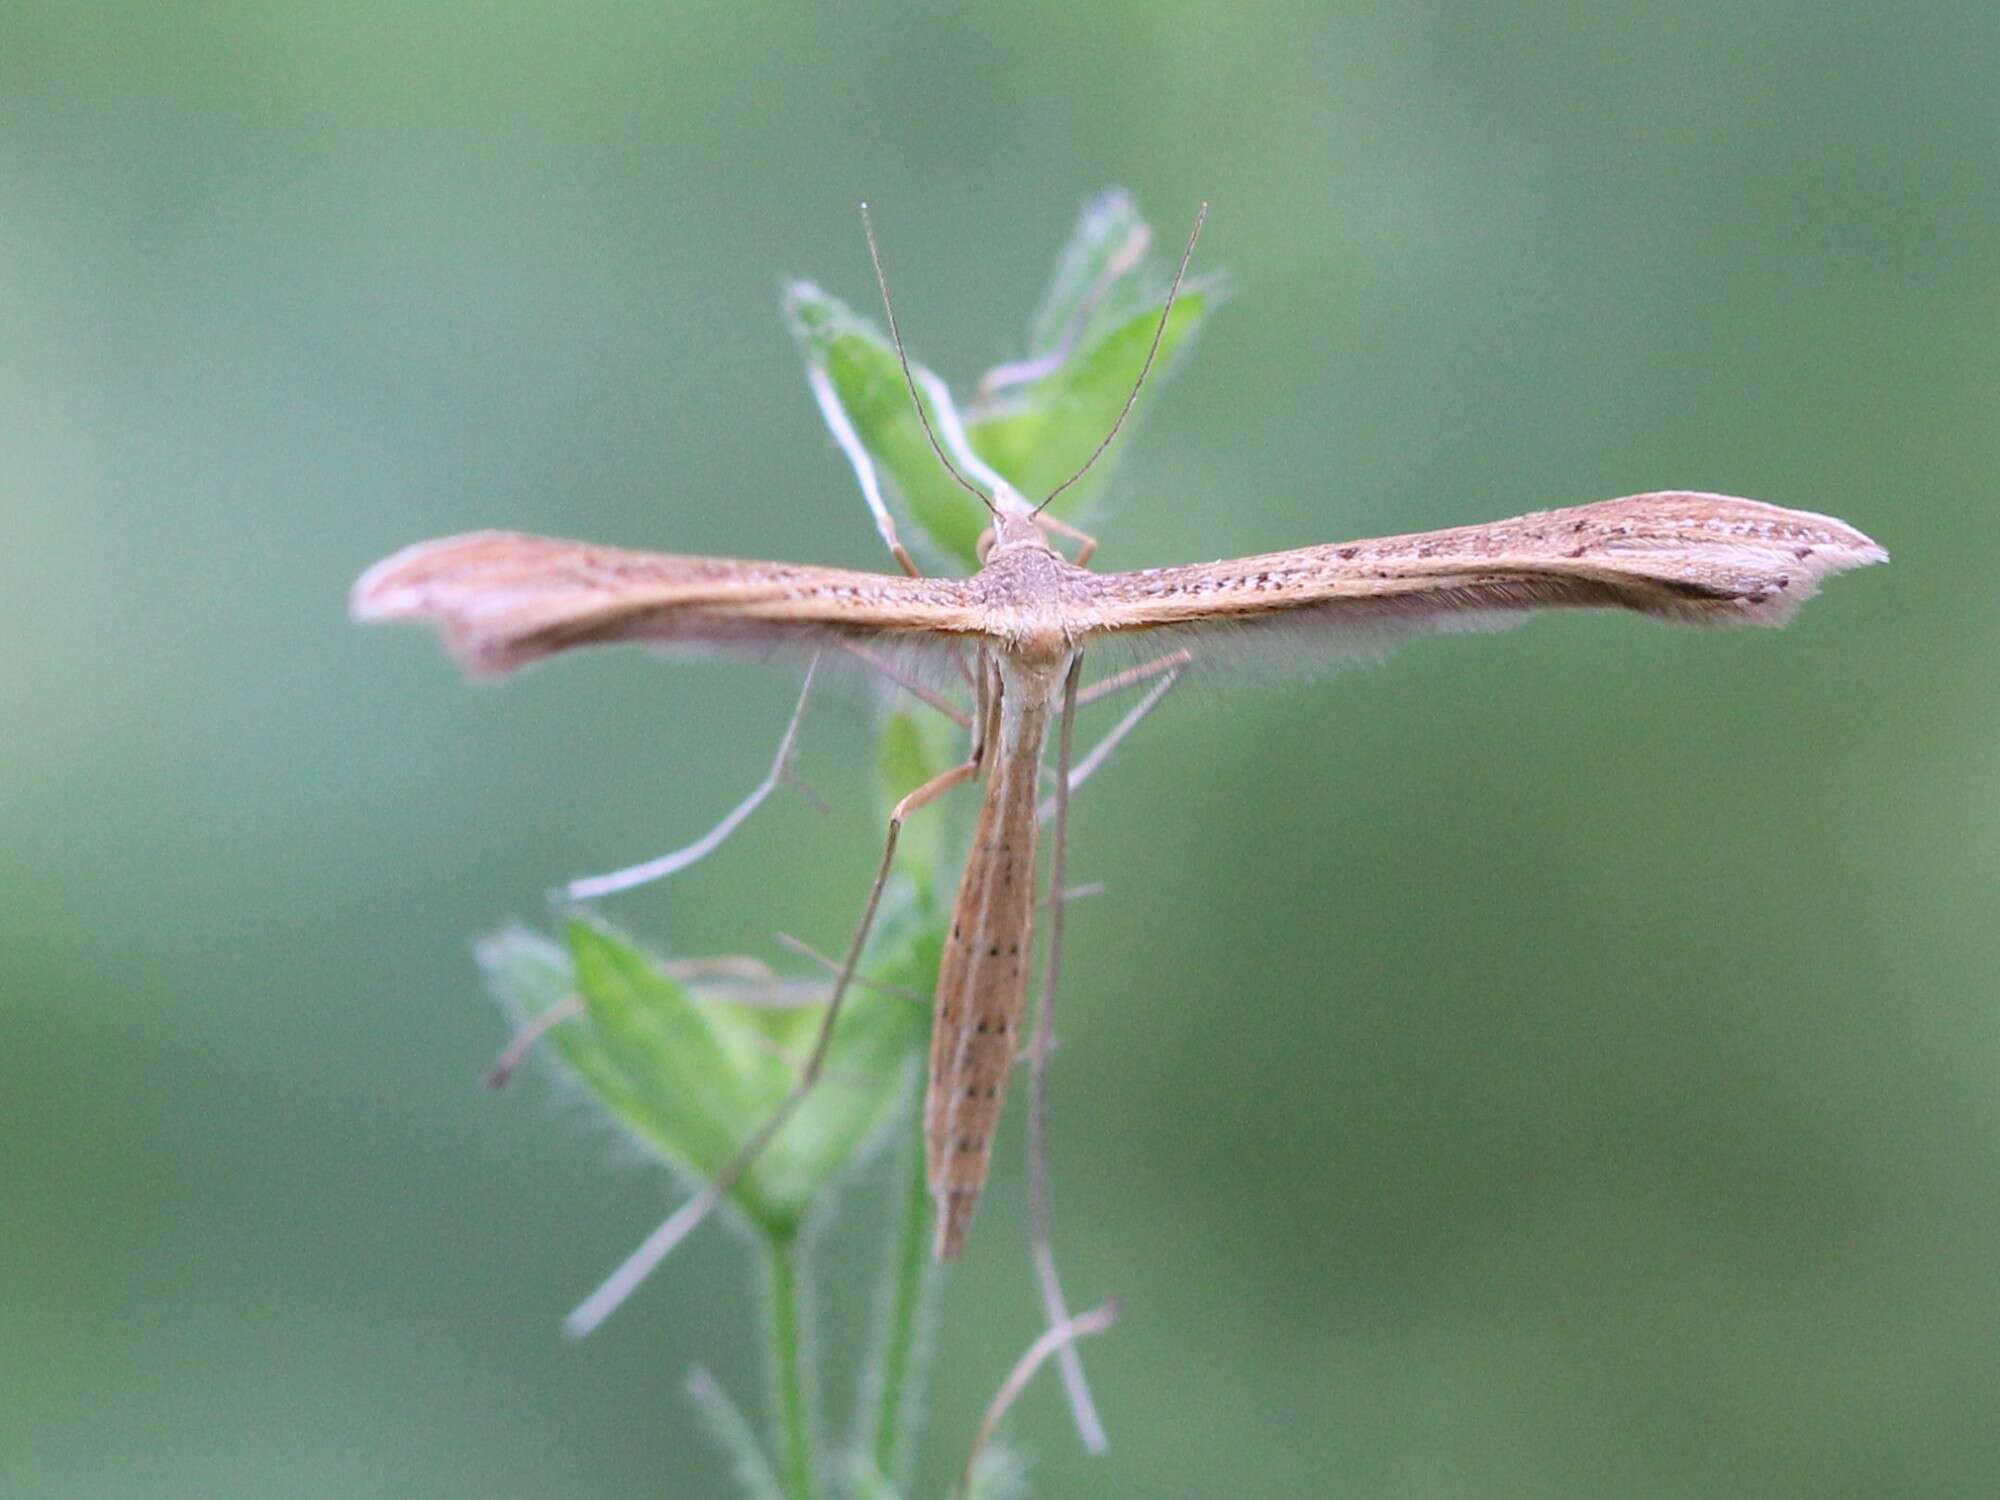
<box><xmin>1076</xmin><ymin>494</ymin><xmax>1885</xmax><ymax>647</ymax></box>
<box><xmin>351</xmin><ymin>531</ymin><xmax>986</xmax><ymax>678</ymax></box>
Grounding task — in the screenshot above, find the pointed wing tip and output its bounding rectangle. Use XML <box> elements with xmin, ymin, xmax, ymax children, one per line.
<box><xmin>1619</xmin><ymin>494</ymin><xmax>1887</xmax><ymax>618</ymax></box>
<box><xmin>349</xmin><ymin>532</ymin><xmax>537</xmax><ymax>679</ymax></box>
<box><xmin>1792</xmin><ymin>530</ymin><xmax>1889</xmax><ymax>590</ymax></box>
<box><xmin>351</xmin><ymin>531</ymin><xmax>523</xmax><ymax>623</ymax></box>
<box><xmin>1674</xmin><ymin>492</ymin><xmax>1889</xmax><ymax>568</ymax></box>
<box><xmin>348</xmin><ymin>555</ymin><xmax>410</xmax><ymax>624</ymax></box>
<box><xmin>350</xmin><ymin>534</ymin><xmax>450</xmax><ymax>622</ymax></box>
<box><xmin>1779</xmin><ymin>511</ymin><xmax>1890</xmax><ymax>596</ymax></box>
<box><xmin>1832</xmin><ymin>526</ymin><xmax>1890</xmax><ymax>564</ymax></box>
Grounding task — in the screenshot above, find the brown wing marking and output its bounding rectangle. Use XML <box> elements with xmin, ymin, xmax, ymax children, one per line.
<box><xmin>351</xmin><ymin>531</ymin><xmax>985</xmax><ymax>676</ymax></box>
<box><xmin>1076</xmin><ymin>493</ymin><xmax>1886</xmax><ymax>637</ymax></box>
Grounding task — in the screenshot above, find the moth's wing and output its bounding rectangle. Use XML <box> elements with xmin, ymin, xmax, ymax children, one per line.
<box><xmin>1076</xmin><ymin>494</ymin><xmax>1885</xmax><ymax>668</ymax></box>
<box><xmin>351</xmin><ymin>531</ymin><xmax>985</xmax><ymax>678</ymax></box>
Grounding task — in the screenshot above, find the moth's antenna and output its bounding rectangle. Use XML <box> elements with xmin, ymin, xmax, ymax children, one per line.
<box><xmin>1035</xmin><ymin>201</ymin><xmax>1208</xmax><ymax>516</ymax></box>
<box><xmin>860</xmin><ymin>202</ymin><xmax>998</xmax><ymax>518</ymax></box>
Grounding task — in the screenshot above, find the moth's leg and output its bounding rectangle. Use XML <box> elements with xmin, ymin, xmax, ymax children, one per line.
<box><xmin>1073</xmin><ymin>647</ymin><xmax>1191</xmax><ymax>709</ymax></box>
<box><xmin>838</xmin><ymin>640</ymin><xmax>972</xmax><ymax>727</ymax></box>
<box><xmin>958</xmin><ymin>1302</ymin><xmax>1119</xmax><ymax>1498</ymax></box>
<box><xmin>485</xmin><ymin>995</ymin><xmax>584</xmax><ymax>1090</ymax></box>
<box><xmin>484</xmin><ymin>956</ymin><xmax>791</xmax><ymax>1090</ymax></box>
<box><xmin>1037</xmin><ymin>513</ymin><xmax>1099</xmax><ymax>567</ymax></box>
<box><xmin>1009</xmin><ymin>651</ymin><xmax>1186</xmax><ymax>1436</ymax></box>
<box><xmin>1039</xmin><ymin>653</ymin><xmax>1186</xmax><ymax>824</ymax></box>
<box><xmin>662</xmin><ymin>955</ymin><xmax>779</xmax><ymax>985</ymax></box>
<box><xmin>1040</xmin><ymin>881</ymin><xmax>1106</xmax><ymax>910</ymax></box>
<box><xmin>1024</xmin><ymin>654</ymin><xmax>1108</xmax><ymax>1451</ymax></box>
<box><xmin>672</xmin><ymin>971</ymin><xmax>902</xmax><ymax>1011</ymax></box>
<box><xmin>564</xmin><ymin>657</ymin><xmax>821</xmax><ymax>901</ymax></box>
<box><xmin>487</xmin><ymin>955</ymin><xmax>907</xmax><ymax>1090</ymax></box>
<box><xmin>563</xmin><ymin>750</ymin><xmax>983</xmax><ymax>1338</ymax></box>
<box><xmin>735</xmin><ymin>1024</ymin><xmax>877</xmax><ymax>1092</ymax></box>
<box><xmin>774</xmin><ymin>930</ymin><xmax>927</xmax><ymax>1005</ymax></box>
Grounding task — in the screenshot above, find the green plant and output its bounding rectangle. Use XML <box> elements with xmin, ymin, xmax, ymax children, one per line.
<box><xmin>477</xmin><ymin>190</ymin><xmax>1217</xmax><ymax>1498</ymax></box>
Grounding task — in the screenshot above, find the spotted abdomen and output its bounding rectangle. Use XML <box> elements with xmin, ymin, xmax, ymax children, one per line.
<box><xmin>924</xmin><ymin>694</ymin><xmax>1049</xmax><ymax>1259</ymax></box>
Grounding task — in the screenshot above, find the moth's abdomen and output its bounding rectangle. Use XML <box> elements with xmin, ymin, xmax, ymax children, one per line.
<box><xmin>925</xmin><ymin>705</ymin><xmax>1046</xmax><ymax>1259</ymax></box>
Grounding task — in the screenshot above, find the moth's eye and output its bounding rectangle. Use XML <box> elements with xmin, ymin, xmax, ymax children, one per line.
<box><xmin>975</xmin><ymin>528</ymin><xmax>997</xmax><ymax>564</ymax></box>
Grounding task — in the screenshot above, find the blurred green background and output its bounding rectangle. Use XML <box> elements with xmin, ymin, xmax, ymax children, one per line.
<box><xmin>5</xmin><ymin>3</ymin><xmax>1994</xmax><ymax>1496</ymax></box>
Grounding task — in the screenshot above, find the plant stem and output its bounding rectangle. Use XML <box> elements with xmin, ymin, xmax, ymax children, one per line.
<box><xmin>861</xmin><ymin>1090</ymin><xmax>938</xmax><ymax>1487</ymax></box>
<box><xmin>762</xmin><ymin>1233</ymin><xmax>818</xmax><ymax>1500</ymax></box>
<box><xmin>884</xmin><ymin>1112</ymin><xmax>936</xmax><ymax>1488</ymax></box>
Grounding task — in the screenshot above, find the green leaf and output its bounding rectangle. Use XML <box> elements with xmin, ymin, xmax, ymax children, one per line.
<box><xmin>478</xmin><ymin>918</ymin><xmax>927</xmax><ymax>1242</ymax></box>
<box><xmin>743</xmin><ymin>972</ymin><xmax>925</xmax><ymax>1240</ymax></box>
<box><xmin>784</xmin><ymin>281</ymin><xmax>992</xmax><ymax>568</ymax></box>
<box><xmin>1025</xmin><ymin>190</ymin><xmax>1151</xmax><ymax>358</ymax></box>
<box><xmin>568</xmin><ymin>918</ymin><xmax>760</xmax><ymax>1169</ymax></box>
<box><xmin>966</xmin><ymin>283</ymin><xmax>1216</xmax><ymax>523</ymax></box>
<box><xmin>477</xmin><ymin>926</ymin><xmax>573</xmax><ymax>1022</ymax></box>
<box><xmin>787</xmin><ymin>191</ymin><xmax>1222</xmax><ymax>573</ymax></box>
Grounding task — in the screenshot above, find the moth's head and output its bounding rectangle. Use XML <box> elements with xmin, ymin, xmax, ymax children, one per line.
<box><xmin>857</xmin><ymin>198</ymin><xmax>1208</xmax><ymax>577</ymax></box>
<box><xmin>977</xmin><ymin>482</ymin><xmax>1057</xmax><ymax>563</ymax></box>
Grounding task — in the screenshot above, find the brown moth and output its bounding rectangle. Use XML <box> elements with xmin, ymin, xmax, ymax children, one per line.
<box><xmin>351</xmin><ymin>209</ymin><xmax>1886</xmax><ymax>1274</ymax></box>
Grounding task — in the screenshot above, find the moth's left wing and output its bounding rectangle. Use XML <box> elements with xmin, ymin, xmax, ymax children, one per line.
<box><xmin>352</xmin><ymin>531</ymin><xmax>985</xmax><ymax>678</ymax></box>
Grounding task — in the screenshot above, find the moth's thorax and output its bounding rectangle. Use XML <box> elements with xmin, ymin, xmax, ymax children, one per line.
<box><xmin>972</xmin><ymin>537</ymin><xmax>1093</xmax><ymax>669</ymax></box>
